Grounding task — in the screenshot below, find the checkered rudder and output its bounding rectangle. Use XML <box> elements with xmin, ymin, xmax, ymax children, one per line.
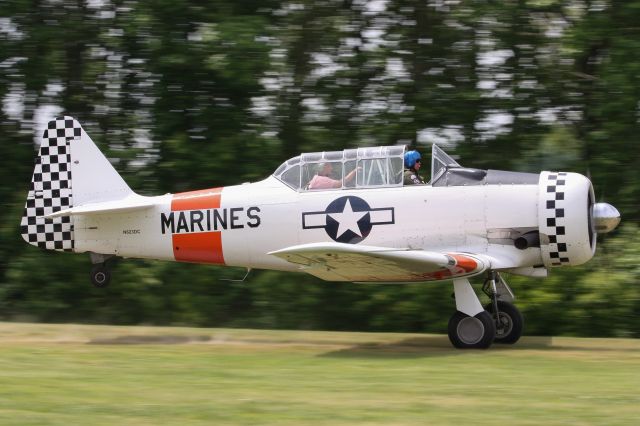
<box><xmin>20</xmin><ymin>117</ymin><xmax>81</xmax><ymax>252</ymax></box>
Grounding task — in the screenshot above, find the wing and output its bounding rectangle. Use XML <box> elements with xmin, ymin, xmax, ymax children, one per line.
<box><xmin>269</xmin><ymin>242</ymin><xmax>488</xmax><ymax>282</ymax></box>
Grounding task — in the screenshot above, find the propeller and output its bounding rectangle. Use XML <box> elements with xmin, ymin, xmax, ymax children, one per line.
<box><xmin>584</xmin><ymin>149</ymin><xmax>620</xmax><ymax>265</ymax></box>
<box><xmin>588</xmin><ymin>174</ymin><xmax>620</xmax><ymax>270</ymax></box>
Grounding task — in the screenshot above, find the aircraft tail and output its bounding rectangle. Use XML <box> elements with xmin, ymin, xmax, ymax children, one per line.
<box><xmin>20</xmin><ymin>116</ymin><xmax>133</xmax><ymax>251</ymax></box>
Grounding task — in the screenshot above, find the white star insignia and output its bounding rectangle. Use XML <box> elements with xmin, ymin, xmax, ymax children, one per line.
<box><xmin>329</xmin><ymin>198</ymin><xmax>366</xmax><ymax>238</ymax></box>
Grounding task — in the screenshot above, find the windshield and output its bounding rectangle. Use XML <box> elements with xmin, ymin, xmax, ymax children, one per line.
<box><xmin>431</xmin><ymin>144</ymin><xmax>461</xmax><ymax>183</ymax></box>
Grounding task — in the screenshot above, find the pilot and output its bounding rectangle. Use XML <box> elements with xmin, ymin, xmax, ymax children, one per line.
<box><xmin>308</xmin><ymin>162</ymin><xmax>357</xmax><ymax>189</ymax></box>
<box><xmin>403</xmin><ymin>150</ymin><xmax>425</xmax><ymax>185</ymax></box>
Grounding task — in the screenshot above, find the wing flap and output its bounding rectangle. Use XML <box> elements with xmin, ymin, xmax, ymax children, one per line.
<box><xmin>269</xmin><ymin>242</ymin><xmax>488</xmax><ymax>282</ymax></box>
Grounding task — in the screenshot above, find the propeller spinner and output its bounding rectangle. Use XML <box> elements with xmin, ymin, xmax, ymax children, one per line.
<box><xmin>592</xmin><ymin>203</ymin><xmax>621</xmax><ymax>233</ymax></box>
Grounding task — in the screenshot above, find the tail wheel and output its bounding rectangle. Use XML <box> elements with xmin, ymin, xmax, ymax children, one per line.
<box><xmin>448</xmin><ymin>310</ymin><xmax>495</xmax><ymax>349</ymax></box>
<box><xmin>485</xmin><ymin>301</ymin><xmax>523</xmax><ymax>344</ymax></box>
<box><xmin>90</xmin><ymin>264</ymin><xmax>111</xmax><ymax>288</ymax></box>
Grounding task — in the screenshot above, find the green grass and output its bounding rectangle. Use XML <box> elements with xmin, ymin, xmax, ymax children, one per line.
<box><xmin>0</xmin><ymin>323</ymin><xmax>638</xmax><ymax>425</ymax></box>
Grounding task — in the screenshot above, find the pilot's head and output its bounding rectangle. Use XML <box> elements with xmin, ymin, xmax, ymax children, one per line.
<box><xmin>404</xmin><ymin>150</ymin><xmax>422</xmax><ymax>170</ymax></box>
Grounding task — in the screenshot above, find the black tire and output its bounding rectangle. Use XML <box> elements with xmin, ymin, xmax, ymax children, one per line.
<box><xmin>447</xmin><ymin>310</ymin><xmax>496</xmax><ymax>349</ymax></box>
<box><xmin>484</xmin><ymin>301</ymin><xmax>523</xmax><ymax>344</ymax></box>
<box><xmin>90</xmin><ymin>264</ymin><xmax>111</xmax><ymax>288</ymax></box>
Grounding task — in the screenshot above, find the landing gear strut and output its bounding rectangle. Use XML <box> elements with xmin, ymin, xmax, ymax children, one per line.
<box><xmin>447</xmin><ymin>273</ymin><xmax>524</xmax><ymax>349</ymax></box>
<box><xmin>89</xmin><ymin>253</ymin><xmax>115</xmax><ymax>288</ymax></box>
<box><xmin>482</xmin><ymin>272</ymin><xmax>523</xmax><ymax>344</ymax></box>
<box><xmin>447</xmin><ymin>278</ymin><xmax>495</xmax><ymax>349</ymax></box>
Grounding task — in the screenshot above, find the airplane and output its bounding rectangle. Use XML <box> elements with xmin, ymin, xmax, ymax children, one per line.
<box><xmin>20</xmin><ymin>116</ymin><xmax>621</xmax><ymax>349</ymax></box>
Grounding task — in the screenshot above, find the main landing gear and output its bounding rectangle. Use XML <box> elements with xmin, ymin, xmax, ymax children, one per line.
<box><xmin>447</xmin><ymin>271</ymin><xmax>523</xmax><ymax>349</ymax></box>
<box><xmin>89</xmin><ymin>253</ymin><xmax>115</xmax><ymax>288</ymax></box>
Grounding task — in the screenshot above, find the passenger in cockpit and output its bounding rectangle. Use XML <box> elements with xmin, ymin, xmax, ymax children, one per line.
<box><xmin>308</xmin><ymin>162</ymin><xmax>358</xmax><ymax>189</ymax></box>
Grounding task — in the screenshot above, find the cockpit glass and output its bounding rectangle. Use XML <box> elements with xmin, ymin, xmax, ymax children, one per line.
<box><xmin>280</xmin><ymin>164</ymin><xmax>300</xmax><ymax>189</ymax></box>
<box><xmin>275</xmin><ymin>144</ymin><xmax>466</xmax><ymax>189</ymax></box>
<box><xmin>431</xmin><ymin>144</ymin><xmax>461</xmax><ymax>183</ymax></box>
<box><xmin>274</xmin><ymin>145</ymin><xmax>407</xmax><ymax>191</ymax></box>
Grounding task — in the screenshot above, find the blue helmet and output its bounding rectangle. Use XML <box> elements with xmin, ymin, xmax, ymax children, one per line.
<box><xmin>404</xmin><ymin>150</ymin><xmax>422</xmax><ymax>168</ymax></box>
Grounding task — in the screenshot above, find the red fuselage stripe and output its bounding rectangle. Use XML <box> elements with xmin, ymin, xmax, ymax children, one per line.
<box><xmin>170</xmin><ymin>188</ymin><xmax>225</xmax><ymax>264</ymax></box>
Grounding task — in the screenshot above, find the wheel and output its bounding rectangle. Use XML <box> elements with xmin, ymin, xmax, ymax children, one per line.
<box><xmin>447</xmin><ymin>310</ymin><xmax>496</xmax><ymax>349</ymax></box>
<box><xmin>485</xmin><ymin>301</ymin><xmax>523</xmax><ymax>344</ymax></box>
<box><xmin>90</xmin><ymin>264</ymin><xmax>111</xmax><ymax>288</ymax></box>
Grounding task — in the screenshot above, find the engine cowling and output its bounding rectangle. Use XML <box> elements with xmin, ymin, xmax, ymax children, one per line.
<box><xmin>538</xmin><ymin>171</ymin><xmax>595</xmax><ymax>267</ymax></box>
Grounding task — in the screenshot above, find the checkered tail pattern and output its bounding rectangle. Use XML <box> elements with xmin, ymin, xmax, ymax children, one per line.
<box><xmin>20</xmin><ymin>117</ymin><xmax>81</xmax><ymax>251</ymax></box>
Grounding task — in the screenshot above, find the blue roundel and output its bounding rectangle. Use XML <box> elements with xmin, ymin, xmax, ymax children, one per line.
<box><xmin>324</xmin><ymin>196</ymin><xmax>372</xmax><ymax>244</ymax></box>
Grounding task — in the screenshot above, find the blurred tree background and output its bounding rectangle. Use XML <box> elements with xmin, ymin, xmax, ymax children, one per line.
<box><xmin>0</xmin><ymin>0</ymin><xmax>638</xmax><ymax>337</ymax></box>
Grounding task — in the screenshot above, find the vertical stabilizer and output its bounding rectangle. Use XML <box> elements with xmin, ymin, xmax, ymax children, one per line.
<box><xmin>20</xmin><ymin>116</ymin><xmax>133</xmax><ymax>251</ymax></box>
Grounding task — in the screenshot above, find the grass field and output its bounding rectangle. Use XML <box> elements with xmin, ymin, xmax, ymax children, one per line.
<box><xmin>0</xmin><ymin>323</ymin><xmax>638</xmax><ymax>425</ymax></box>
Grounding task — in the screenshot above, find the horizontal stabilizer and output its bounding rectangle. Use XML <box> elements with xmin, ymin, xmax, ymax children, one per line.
<box><xmin>44</xmin><ymin>194</ymin><xmax>155</xmax><ymax>218</ymax></box>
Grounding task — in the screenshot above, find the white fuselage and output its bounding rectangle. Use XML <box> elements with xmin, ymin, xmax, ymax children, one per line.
<box><xmin>72</xmin><ymin>176</ymin><xmax>556</xmax><ymax>275</ymax></box>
